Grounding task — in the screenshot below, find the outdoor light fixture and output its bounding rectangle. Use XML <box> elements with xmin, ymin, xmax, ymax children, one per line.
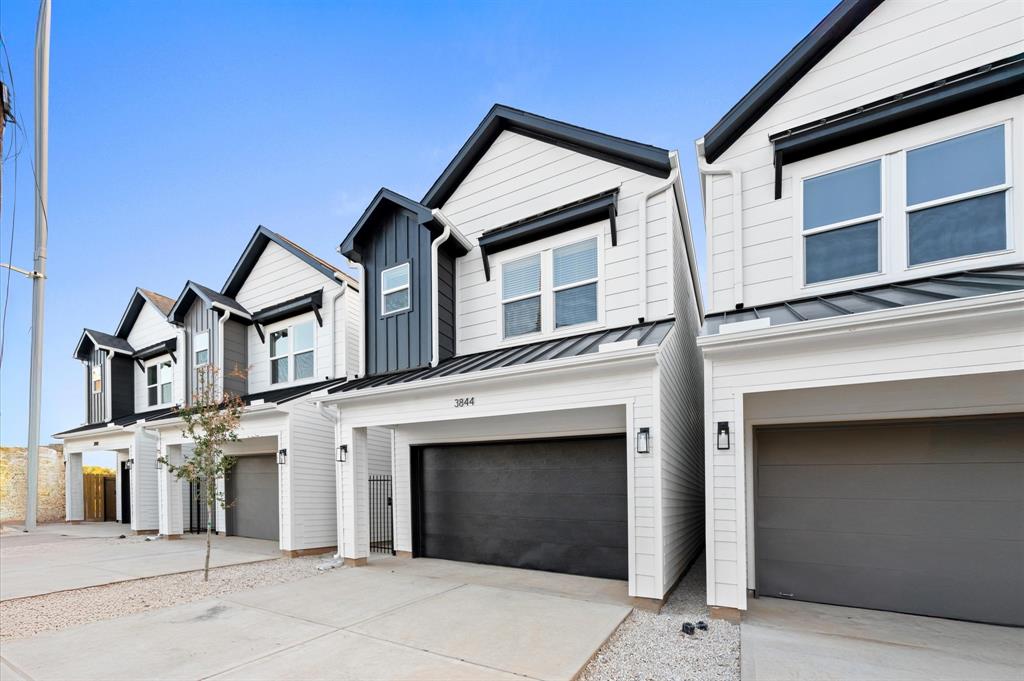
<box><xmin>124</xmin><ymin>458</ymin><xmax>134</xmax><ymax>470</ymax></box>
<box><xmin>716</xmin><ymin>422</ymin><xmax>731</xmax><ymax>450</ymax></box>
<box><xmin>636</xmin><ymin>427</ymin><xmax>650</xmax><ymax>454</ymax></box>
<box><xmin>276</xmin><ymin>448</ymin><xmax>288</xmax><ymax>465</ymax></box>
<box><xmin>154</xmin><ymin>457</ymin><xmax>162</xmax><ymax>470</ymax></box>
<box><xmin>336</xmin><ymin>444</ymin><xmax>348</xmax><ymax>463</ymax></box>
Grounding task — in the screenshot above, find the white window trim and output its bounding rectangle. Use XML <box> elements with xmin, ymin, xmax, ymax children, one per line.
<box><xmin>381</xmin><ymin>262</ymin><xmax>411</xmax><ymax>317</ymax></box>
<box><xmin>495</xmin><ymin>227</ymin><xmax>605</xmax><ymax>344</ymax></box>
<box><xmin>91</xmin><ymin>364</ymin><xmax>102</xmax><ymax>394</ymax></box>
<box><xmin>194</xmin><ymin>331</ymin><xmax>210</xmax><ymax>367</ymax></box>
<box><xmin>791</xmin><ymin>104</ymin><xmax>1018</xmax><ymax>297</ymax></box>
<box><xmin>267</xmin><ymin>314</ymin><xmax>318</xmax><ymax>386</ymax></box>
<box><xmin>145</xmin><ymin>357</ymin><xmax>174</xmax><ymax>408</ymax></box>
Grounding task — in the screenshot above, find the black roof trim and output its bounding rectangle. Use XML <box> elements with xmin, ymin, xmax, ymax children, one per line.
<box><xmin>477</xmin><ymin>189</ymin><xmax>619</xmax><ymax>280</ymax></box>
<box><xmin>114</xmin><ymin>288</ymin><xmax>175</xmax><ymax>339</ymax></box>
<box><xmin>340</xmin><ymin>188</ymin><xmax>438</xmax><ymax>263</ymax></box>
<box><xmin>54</xmin><ymin>406</ymin><xmax>178</xmax><ymax>438</ymax></box>
<box><xmin>133</xmin><ymin>337</ymin><xmax>177</xmax><ymax>362</ymax></box>
<box><xmin>421</xmin><ymin>104</ymin><xmax>671</xmax><ymax>209</ymax></box>
<box><xmin>252</xmin><ymin>289</ymin><xmax>323</xmax><ymax>327</ymax></box>
<box><xmin>74</xmin><ymin>329</ymin><xmax>134</xmax><ymax>360</ymax></box>
<box><xmin>168</xmin><ymin>281</ymin><xmax>250</xmax><ymax>324</ymax></box>
<box><xmin>702</xmin><ymin>0</ymin><xmax>883</xmax><ymax>163</ymax></box>
<box><xmin>223</xmin><ymin>225</ymin><xmax>349</xmax><ymax>298</ymax></box>
<box><xmin>703</xmin><ymin>265</ymin><xmax>1024</xmax><ymax>334</ymax></box>
<box><xmin>768</xmin><ymin>53</ymin><xmax>1024</xmax><ymax>198</ymax></box>
<box><xmin>327</xmin><ymin>318</ymin><xmax>674</xmax><ymax>396</ymax></box>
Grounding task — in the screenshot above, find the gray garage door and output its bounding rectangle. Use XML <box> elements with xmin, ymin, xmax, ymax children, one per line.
<box><xmin>756</xmin><ymin>415</ymin><xmax>1024</xmax><ymax>626</ymax></box>
<box><xmin>413</xmin><ymin>435</ymin><xmax>627</xmax><ymax>580</ymax></box>
<box><xmin>226</xmin><ymin>455</ymin><xmax>279</xmax><ymax>542</ymax></box>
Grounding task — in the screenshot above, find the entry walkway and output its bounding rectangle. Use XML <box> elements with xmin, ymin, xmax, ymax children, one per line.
<box><xmin>1</xmin><ymin>558</ymin><xmax>632</xmax><ymax>681</ymax></box>
<box><xmin>0</xmin><ymin>523</ymin><xmax>279</xmax><ymax>600</ymax></box>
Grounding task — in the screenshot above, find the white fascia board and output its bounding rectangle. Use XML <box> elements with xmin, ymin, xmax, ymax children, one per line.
<box><xmin>318</xmin><ymin>344</ymin><xmax>661</xmax><ymax>404</ymax></box>
<box><xmin>697</xmin><ymin>290</ymin><xmax>1024</xmax><ymax>354</ymax></box>
<box><xmin>54</xmin><ymin>423</ymin><xmax>129</xmax><ymax>440</ymax></box>
<box><xmin>142</xmin><ymin>402</ymin><xmax>279</xmax><ymax>430</ymax></box>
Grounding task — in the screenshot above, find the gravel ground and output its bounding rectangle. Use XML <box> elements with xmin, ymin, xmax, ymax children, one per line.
<box><xmin>580</xmin><ymin>559</ymin><xmax>740</xmax><ymax>681</ymax></box>
<box><xmin>0</xmin><ymin>555</ymin><xmax>328</xmax><ymax>641</ymax></box>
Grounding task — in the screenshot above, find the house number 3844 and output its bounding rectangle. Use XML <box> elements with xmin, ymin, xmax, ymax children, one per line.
<box><xmin>453</xmin><ymin>397</ymin><xmax>476</xmax><ymax>408</ymax></box>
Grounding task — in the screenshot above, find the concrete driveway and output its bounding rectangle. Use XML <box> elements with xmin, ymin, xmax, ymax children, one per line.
<box><xmin>0</xmin><ymin>557</ymin><xmax>632</xmax><ymax>681</ymax></box>
<box><xmin>0</xmin><ymin>523</ymin><xmax>279</xmax><ymax>600</ymax></box>
<box><xmin>741</xmin><ymin>597</ymin><xmax>1024</xmax><ymax>681</ymax></box>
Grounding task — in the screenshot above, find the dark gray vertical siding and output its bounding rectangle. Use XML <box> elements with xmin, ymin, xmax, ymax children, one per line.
<box><xmin>437</xmin><ymin>247</ymin><xmax>456</xmax><ymax>361</ymax></box>
<box><xmin>110</xmin><ymin>355</ymin><xmax>134</xmax><ymax>419</ymax></box>
<box><xmin>222</xmin><ymin>319</ymin><xmax>248</xmax><ymax>397</ymax></box>
<box><xmin>87</xmin><ymin>348</ymin><xmax>107</xmax><ymax>423</ymax></box>
<box><xmin>363</xmin><ymin>205</ymin><xmax>433</xmax><ymax>375</ymax></box>
<box><xmin>183</xmin><ymin>300</ymin><xmax>217</xmax><ymax>403</ymax></box>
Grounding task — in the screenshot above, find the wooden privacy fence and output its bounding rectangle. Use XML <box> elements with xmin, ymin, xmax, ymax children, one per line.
<box><xmin>84</xmin><ymin>473</ymin><xmax>115</xmax><ymax>522</ymax></box>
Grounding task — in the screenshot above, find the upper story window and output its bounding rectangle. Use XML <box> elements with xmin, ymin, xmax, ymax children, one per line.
<box><xmin>381</xmin><ymin>263</ymin><xmax>411</xmax><ymax>315</ymax></box>
<box><xmin>146</xmin><ymin>360</ymin><xmax>173</xmax><ymax>407</ymax></box>
<box><xmin>270</xmin><ymin>319</ymin><xmax>315</xmax><ymax>384</ymax></box>
<box><xmin>500</xmin><ymin>236</ymin><xmax>600</xmax><ymax>340</ymax></box>
<box><xmin>194</xmin><ymin>331</ymin><xmax>210</xmax><ymax>367</ymax></box>
<box><xmin>906</xmin><ymin>125</ymin><xmax>1007</xmax><ymax>266</ymax></box>
<box><xmin>91</xmin><ymin>365</ymin><xmax>102</xmax><ymax>394</ymax></box>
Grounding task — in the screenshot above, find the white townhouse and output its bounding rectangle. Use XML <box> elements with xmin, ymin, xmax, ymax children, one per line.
<box><xmin>695</xmin><ymin>0</ymin><xmax>1023</xmax><ymax>626</ymax></box>
<box><xmin>308</xmin><ymin>105</ymin><xmax>706</xmax><ymax>604</ymax></box>
<box><xmin>55</xmin><ymin>288</ymin><xmax>179</xmax><ymax>533</ymax></box>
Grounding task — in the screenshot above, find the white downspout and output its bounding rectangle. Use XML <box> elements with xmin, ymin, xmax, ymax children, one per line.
<box><xmin>638</xmin><ymin>153</ymin><xmax>681</xmax><ymax>321</ymax></box>
<box><xmin>328</xmin><ymin>283</ymin><xmax>346</xmax><ymax>379</ymax></box>
<box><xmin>217</xmin><ymin>310</ymin><xmax>232</xmax><ymax>395</ymax></box>
<box><xmin>352</xmin><ymin>262</ymin><xmax>366</xmax><ymax>378</ymax></box>
<box><xmin>696</xmin><ymin>139</ymin><xmax>744</xmax><ymax>309</ymax></box>
<box><xmin>427</xmin><ymin>219</ymin><xmax>452</xmax><ymax>367</ymax></box>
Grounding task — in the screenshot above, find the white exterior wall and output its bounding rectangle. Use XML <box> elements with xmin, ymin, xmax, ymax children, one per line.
<box><xmin>130</xmin><ymin>428</ymin><xmax>160</xmax><ymax>531</ymax></box>
<box><xmin>705</xmin><ymin>0</ymin><xmax>1024</xmax><ymax>313</ymax></box>
<box><xmin>127</xmin><ymin>302</ymin><xmax>179</xmax><ymax>413</ymax></box>
<box><xmin>441</xmin><ymin>130</ymin><xmax>675</xmax><ymax>355</ymax></box>
<box><xmin>700</xmin><ymin>295</ymin><xmax>1024</xmax><ymax>610</ymax></box>
<box><xmin>332</xmin><ymin>356</ymin><xmax>665</xmax><ymax>598</ymax></box>
<box><xmin>285</xmin><ymin>400</ymin><xmax>339</xmax><ymax>550</ymax></box>
<box><xmin>235</xmin><ymin>241</ymin><xmax>350</xmax><ymax>392</ymax></box>
<box><xmin>366</xmin><ymin>426</ymin><xmax>392</xmax><ymax>476</ymax></box>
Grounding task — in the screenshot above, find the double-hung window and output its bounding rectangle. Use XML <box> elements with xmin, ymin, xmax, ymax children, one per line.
<box><xmin>381</xmin><ymin>263</ymin><xmax>411</xmax><ymax>315</ymax></box>
<box><xmin>194</xmin><ymin>331</ymin><xmax>209</xmax><ymax>367</ymax></box>
<box><xmin>500</xmin><ymin>236</ymin><xmax>600</xmax><ymax>339</ymax></box>
<box><xmin>270</xmin><ymin>319</ymin><xmax>315</xmax><ymax>384</ymax></box>
<box><xmin>906</xmin><ymin>125</ymin><xmax>1008</xmax><ymax>266</ymax></box>
<box><xmin>147</xmin><ymin>360</ymin><xmax>173</xmax><ymax>407</ymax></box>
<box><xmin>91</xmin><ymin>365</ymin><xmax>102</xmax><ymax>394</ymax></box>
<box><xmin>802</xmin><ymin>160</ymin><xmax>882</xmax><ymax>285</ymax></box>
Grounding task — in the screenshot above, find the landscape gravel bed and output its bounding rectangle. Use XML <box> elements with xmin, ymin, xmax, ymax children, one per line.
<box><xmin>580</xmin><ymin>558</ymin><xmax>740</xmax><ymax>681</ymax></box>
<box><xmin>0</xmin><ymin>555</ymin><xmax>327</xmax><ymax>641</ymax></box>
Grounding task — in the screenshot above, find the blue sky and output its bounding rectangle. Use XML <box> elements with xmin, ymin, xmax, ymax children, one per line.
<box><xmin>0</xmin><ymin>0</ymin><xmax>835</xmax><ymax>452</ymax></box>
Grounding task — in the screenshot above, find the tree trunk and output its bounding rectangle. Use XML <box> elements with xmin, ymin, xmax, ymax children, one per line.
<box><xmin>204</xmin><ymin>480</ymin><xmax>214</xmax><ymax>582</ymax></box>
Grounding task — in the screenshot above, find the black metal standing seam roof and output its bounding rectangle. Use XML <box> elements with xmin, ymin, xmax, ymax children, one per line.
<box><xmin>702</xmin><ymin>266</ymin><xmax>1024</xmax><ymax>335</ymax></box>
<box><xmin>327</xmin><ymin>319</ymin><xmax>675</xmax><ymax>396</ymax></box>
<box><xmin>243</xmin><ymin>377</ymin><xmax>346</xmax><ymax>406</ymax></box>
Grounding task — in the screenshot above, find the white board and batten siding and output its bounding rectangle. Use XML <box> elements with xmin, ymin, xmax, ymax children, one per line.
<box><xmin>126</xmin><ymin>301</ymin><xmax>180</xmax><ymax>413</ymax></box>
<box><xmin>706</xmin><ymin>0</ymin><xmax>1024</xmax><ymax>314</ymax></box>
<box><xmin>441</xmin><ymin>130</ymin><xmax>675</xmax><ymax>356</ymax></box>
<box><xmin>129</xmin><ymin>428</ymin><xmax>161</xmax><ymax>531</ymax></box>
<box><xmin>234</xmin><ymin>240</ymin><xmax>352</xmax><ymax>393</ymax></box>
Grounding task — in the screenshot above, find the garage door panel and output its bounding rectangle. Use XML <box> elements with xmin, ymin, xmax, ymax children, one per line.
<box><xmin>756</xmin><ymin>415</ymin><xmax>1024</xmax><ymax>626</ymax></box>
<box><xmin>226</xmin><ymin>455</ymin><xmax>279</xmax><ymax>542</ymax></box>
<box><xmin>758</xmin><ymin>498</ymin><xmax>1024</xmax><ymax>541</ymax></box>
<box><xmin>416</xmin><ymin>435</ymin><xmax>628</xmax><ymax>580</ymax></box>
<box><xmin>759</xmin><ymin>462</ymin><xmax>1023</xmax><ymax>500</ymax></box>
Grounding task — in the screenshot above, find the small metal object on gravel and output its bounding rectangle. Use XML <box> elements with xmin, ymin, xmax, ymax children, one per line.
<box><xmin>579</xmin><ymin>558</ymin><xmax>740</xmax><ymax>681</ymax></box>
<box><xmin>681</xmin><ymin>622</ymin><xmax>696</xmax><ymax>635</ymax></box>
<box><xmin>696</xmin><ymin>620</ymin><xmax>709</xmax><ymax>631</ymax></box>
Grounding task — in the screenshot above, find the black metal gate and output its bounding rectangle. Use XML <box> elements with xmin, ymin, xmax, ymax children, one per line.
<box><xmin>188</xmin><ymin>479</ymin><xmax>217</xmax><ymax>535</ymax></box>
<box><xmin>369</xmin><ymin>475</ymin><xmax>395</xmax><ymax>554</ymax></box>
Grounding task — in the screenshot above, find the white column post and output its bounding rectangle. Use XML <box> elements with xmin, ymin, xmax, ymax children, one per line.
<box><xmin>65</xmin><ymin>451</ymin><xmax>83</xmax><ymax>522</ymax></box>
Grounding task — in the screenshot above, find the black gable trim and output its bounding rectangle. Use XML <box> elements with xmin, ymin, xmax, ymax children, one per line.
<box><xmin>421</xmin><ymin>104</ymin><xmax>671</xmax><ymax>209</ymax></box>
<box><xmin>702</xmin><ymin>0</ymin><xmax>883</xmax><ymax>163</ymax></box>
<box><xmin>340</xmin><ymin>188</ymin><xmax>437</xmax><ymax>263</ymax></box>
<box><xmin>168</xmin><ymin>281</ymin><xmax>250</xmax><ymax>324</ymax></box>
<box><xmin>75</xmin><ymin>329</ymin><xmax>134</xmax><ymax>360</ymax></box>
<box><xmin>477</xmin><ymin>189</ymin><xmax>618</xmax><ymax>281</ymax></box>
<box><xmin>223</xmin><ymin>225</ymin><xmax>342</xmax><ymax>298</ymax></box>
<box><xmin>768</xmin><ymin>54</ymin><xmax>1024</xmax><ymax>198</ymax></box>
<box><xmin>114</xmin><ymin>289</ymin><xmax>148</xmax><ymax>339</ymax></box>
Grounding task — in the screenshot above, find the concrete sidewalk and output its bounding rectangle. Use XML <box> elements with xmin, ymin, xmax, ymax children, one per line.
<box><xmin>0</xmin><ymin>560</ymin><xmax>632</xmax><ymax>681</ymax></box>
<box><xmin>741</xmin><ymin>597</ymin><xmax>1024</xmax><ymax>681</ymax></box>
<box><xmin>1</xmin><ymin>524</ymin><xmax>279</xmax><ymax>600</ymax></box>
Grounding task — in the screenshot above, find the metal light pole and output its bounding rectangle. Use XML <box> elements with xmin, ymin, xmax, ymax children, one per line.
<box><xmin>25</xmin><ymin>0</ymin><xmax>51</xmax><ymax>530</ymax></box>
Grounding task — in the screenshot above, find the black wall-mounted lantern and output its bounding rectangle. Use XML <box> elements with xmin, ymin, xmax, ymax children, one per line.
<box><xmin>124</xmin><ymin>458</ymin><xmax>134</xmax><ymax>471</ymax></box>
<box><xmin>336</xmin><ymin>444</ymin><xmax>348</xmax><ymax>463</ymax></box>
<box><xmin>276</xmin><ymin>448</ymin><xmax>288</xmax><ymax>465</ymax></box>
<box><xmin>716</xmin><ymin>422</ymin><xmax>731</xmax><ymax>450</ymax></box>
<box><xmin>636</xmin><ymin>427</ymin><xmax>651</xmax><ymax>454</ymax></box>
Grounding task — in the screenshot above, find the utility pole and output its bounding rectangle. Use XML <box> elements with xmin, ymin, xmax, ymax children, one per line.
<box><xmin>25</xmin><ymin>0</ymin><xmax>51</xmax><ymax>531</ymax></box>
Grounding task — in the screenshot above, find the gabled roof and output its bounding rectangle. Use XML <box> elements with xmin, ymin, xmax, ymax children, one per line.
<box><xmin>114</xmin><ymin>287</ymin><xmax>176</xmax><ymax>339</ymax></box>
<box><xmin>703</xmin><ymin>266</ymin><xmax>1024</xmax><ymax>335</ymax></box>
<box><xmin>168</xmin><ymin>280</ymin><xmax>250</xmax><ymax>324</ymax></box>
<box><xmin>222</xmin><ymin>225</ymin><xmax>355</xmax><ymax>298</ymax></box>
<box><xmin>702</xmin><ymin>0</ymin><xmax>883</xmax><ymax>163</ymax></box>
<box><xmin>339</xmin><ymin>188</ymin><xmax>438</xmax><ymax>263</ymax></box>
<box><xmin>74</xmin><ymin>329</ymin><xmax>135</xmax><ymax>360</ymax></box>
<box><xmin>421</xmin><ymin>104</ymin><xmax>672</xmax><ymax>208</ymax></box>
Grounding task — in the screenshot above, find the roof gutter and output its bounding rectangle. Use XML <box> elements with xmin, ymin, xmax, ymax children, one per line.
<box><xmin>696</xmin><ymin>138</ymin><xmax>743</xmax><ymax>309</ymax></box>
